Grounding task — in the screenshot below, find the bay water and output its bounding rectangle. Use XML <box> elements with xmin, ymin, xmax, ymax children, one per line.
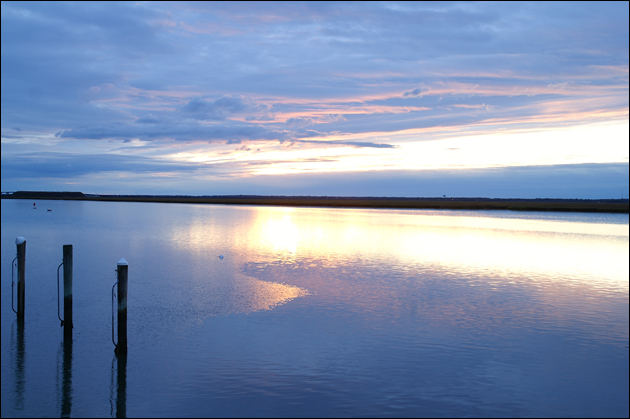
<box><xmin>1</xmin><ymin>199</ymin><xmax>628</xmax><ymax>417</ymax></box>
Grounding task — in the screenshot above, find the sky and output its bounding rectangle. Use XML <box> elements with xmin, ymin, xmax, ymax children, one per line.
<box><xmin>1</xmin><ymin>1</ymin><xmax>628</xmax><ymax>198</ymax></box>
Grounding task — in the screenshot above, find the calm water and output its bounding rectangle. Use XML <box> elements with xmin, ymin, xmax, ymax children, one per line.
<box><xmin>1</xmin><ymin>199</ymin><xmax>628</xmax><ymax>417</ymax></box>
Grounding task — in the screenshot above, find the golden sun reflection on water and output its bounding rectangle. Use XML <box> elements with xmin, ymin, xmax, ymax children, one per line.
<box><xmin>246</xmin><ymin>208</ymin><xmax>629</xmax><ymax>287</ymax></box>
<box><xmin>169</xmin><ymin>205</ymin><xmax>628</xmax><ymax>317</ymax></box>
<box><xmin>261</xmin><ymin>211</ymin><xmax>299</xmax><ymax>257</ymax></box>
<box><xmin>238</xmin><ymin>208</ymin><xmax>628</xmax><ymax>342</ymax></box>
<box><xmin>165</xmin><ymin>206</ymin><xmax>310</xmax><ymax>316</ymax></box>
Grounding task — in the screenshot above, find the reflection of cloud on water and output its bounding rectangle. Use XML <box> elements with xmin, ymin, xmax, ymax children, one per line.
<box><xmin>207</xmin><ymin>273</ymin><xmax>309</xmax><ymax>316</ymax></box>
<box><xmin>135</xmin><ymin>272</ymin><xmax>309</xmax><ymax>336</ymax></box>
<box><xmin>182</xmin><ymin>270</ymin><xmax>311</xmax><ymax>324</ymax></box>
<box><xmin>242</xmin><ymin>258</ymin><xmax>629</xmax><ymax>344</ymax></box>
<box><xmin>162</xmin><ymin>204</ymin><xmax>626</xmax><ymax>338</ymax></box>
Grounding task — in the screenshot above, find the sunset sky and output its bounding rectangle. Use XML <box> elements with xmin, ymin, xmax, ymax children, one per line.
<box><xmin>1</xmin><ymin>1</ymin><xmax>628</xmax><ymax>198</ymax></box>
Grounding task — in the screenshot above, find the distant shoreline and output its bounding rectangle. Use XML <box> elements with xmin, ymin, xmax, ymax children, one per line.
<box><xmin>2</xmin><ymin>192</ymin><xmax>628</xmax><ymax>213</ymax></box>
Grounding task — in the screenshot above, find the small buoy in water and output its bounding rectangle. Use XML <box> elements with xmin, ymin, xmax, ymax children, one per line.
<box><xmin>219</xmin><ymin>255</ymin><xmax>224</xmax><ymax>259</ymax></box>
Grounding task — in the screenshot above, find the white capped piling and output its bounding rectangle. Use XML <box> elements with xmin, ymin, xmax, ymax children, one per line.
<box><xmin>15</xmin><ymin>237</ymin><xmax>26</xmax><ymax>320</ymax></box>
<box><xmin>63</xmin><ymin>245</ymin><xmax>73</xmax><ymax>339</ymax></box>
<box><xmin>115</xmin><ymin>258</ymin><xmax>128</xmax><ymax>354</ymax></box>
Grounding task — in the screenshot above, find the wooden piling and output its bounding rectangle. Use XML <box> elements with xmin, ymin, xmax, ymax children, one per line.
<box><xmin>61</xmin><ymin>339</ymin><xmax>73</xmax><ymax>417</ymax></box>
<box><xmin>63</xmin><ymin>245</ymin><xmax>73</xmax><ymax>339</ymax></box>
<box><xmin>115</xmin><ymin>258</ymin><xmax>128</xmax><ymax>354</ymax></box>
<box><xmin>115</xmin><ymin>353</ymin><xmax>127</xmax><ymax>418</ymax></box>
<box><xmin>14</xmin><ymin>318</ymin><xmax>26</xmax><ymax>410</ymax></box>
<box><xmin>15</xmin><ymin>237</ymin><xmax>26</xmax><ymax>320</ymax></box>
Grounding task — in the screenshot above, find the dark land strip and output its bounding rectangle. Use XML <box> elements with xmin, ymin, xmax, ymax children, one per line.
<box><xmin>2</xmin><ymin>191</ymin><xmax>629</xmax><ymax>213</ymax></box>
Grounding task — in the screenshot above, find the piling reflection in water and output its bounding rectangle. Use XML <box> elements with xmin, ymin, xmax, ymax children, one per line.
<box><xmin>110</xmin><ymin>354</ymin><xmax>127</xmax><ymax>418</ymax></box>
<box><xmin>1</xmin><ymin>200</ymin><xmax>627</xmax><ymax>418</ymax></box>
<box><xmin>12</xmin><ymin>320</ymin><xmax>25</xmax><ymax>412</ymax></box>
<box><xmin>59</xmin><ymin>339</ymin><xmax>73</xmax><ymax>418</ymax></box>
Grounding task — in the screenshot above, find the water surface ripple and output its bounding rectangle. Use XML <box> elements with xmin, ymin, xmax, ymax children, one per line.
<box><xmin>1</xmin><ymin>200</ymin><xmax>628</xmax><ymax>417</ymax></box>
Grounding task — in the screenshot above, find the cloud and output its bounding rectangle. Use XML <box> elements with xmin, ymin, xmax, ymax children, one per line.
<box><xmin>182</xmin><ymin>96</ymin><xmax>245</xmax><ymax>120</ymax></box>
<box><xmin>1</xmin><ymin>2</ymin><xmax>628</xmax><ymax>195</ymax></box>
<box><xmin>451</xmin><ymin>103</ymin><xmax>495</xmax><ymax>112</ymax></box>
<box><xmin>55</xmin><ymin>122</ymin><xmax>288</xmax><ymax>143</ymax></box>
<box><xmin>294</xmin><ymin>140</ymin><xmax>396</xmax><ymax>149</ymax></box>
<box><xmin>208</xmin><ymin>163</ymin><xmax>629</xmax><ymax>199</ymax></box>
<box><xmin>179</xmin><ymin>95</ymin><xmax>274</xmax><ymax>121</ymax></box>
<box><xmin>403</xmin><ymin>87</ymin><xmax>430</xmax><ymax>97</ymax></box>
<box><xmin>135</xmin><ymin>113</ymin><xmax>163</xmax><ymax>124</ymax></box>
<box><xmin>285</xmin><ymin>114</ymin><xmax>346</xmax><ymax>128</ymax></box>
<box><xmin>0</xmin><ymin>151</ymin><xmax>200</xmax><ymax>179</ymax></box>
<box><xmin>286</xmin><ymin>117</ymin><xmax>315</xmax><ymax>128</ymax></box>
